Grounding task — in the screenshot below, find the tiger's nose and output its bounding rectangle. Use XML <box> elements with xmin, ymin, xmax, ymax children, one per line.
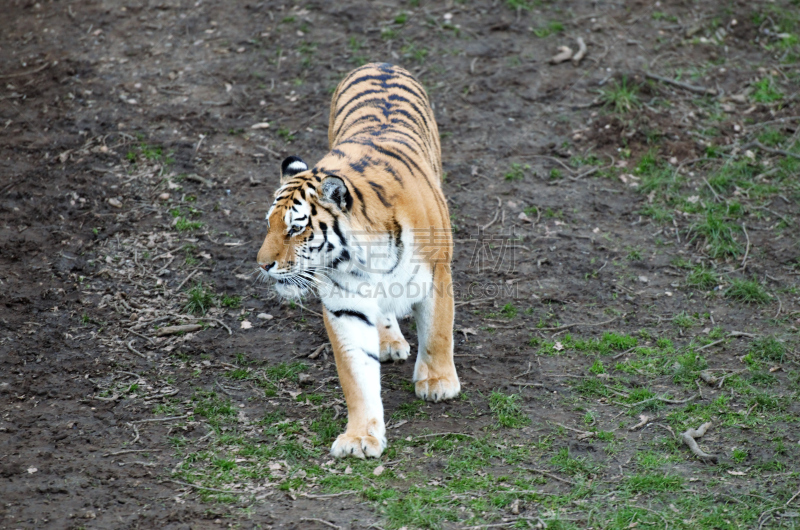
<box><xmin>261</xmin><ymin>261</ymin><xmax>277</xmax><ymax>272</ymax></box>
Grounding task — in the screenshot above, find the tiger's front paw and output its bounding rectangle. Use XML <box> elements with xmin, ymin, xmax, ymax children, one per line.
<box><xmin>379</xmin><ymin>338</ymin><xmax>410</xmax><ymax>363</ymax></box>
<box><xmin>414</xmin><ymin>372</ymin><xmax>461</xmax><ymax>403</ymax></box>
<box><xmin>330</xmin><ymin>430</ymin><xmax>386</xmax><ymax>459</ymax></box>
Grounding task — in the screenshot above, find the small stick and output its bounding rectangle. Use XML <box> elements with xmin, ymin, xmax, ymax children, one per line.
<box><xmin>415</xmin><ymin>432</ymin><xmax>477</xmax><ymax>439</ymax></box>
<box><xmin>128</xmin><ymin>329</ymin><xmax>156</xmax><ymax>344</ymax></box>
<box><xmin>523</xmin><ymin>467</ymin><xmax>576</xmax><ymax>486</ymax></box>
<box><xmin>481</xmin><ymin>197</ymin><xmax>502</xmax><ymax>231</ymax></box>
<box><xmin>550</xmin><ymin>46</ymin><xmax>573</xmax><ymax>64</ymax></box>
<box><xmin>513</xmin><ymin>362</ymin><xmax>534</xmax><ymax>379</ymax></box>
<box><xmin>786</xmin><ymin>485</ymin><xmax>800</xmax><ymax>506</ymax></box>
<box><xmin>514</xmin><ymin>382</ymin><xmax>544</xmax><ymax>387</ymax></box>
<box><xmin>624</xmin><ymin>394</ymin><xmax>698</xmax><ymax>408</ymax></box>
<box><xmin>299</xmin><ymin>519</ymin><xmax>341</xmax><ymax>530</ymax></box>
<box><xmin>629</xmin><ymin>414</ymin><xmax>651</xmax><ymax>431</ymax></box>
<box><xmin>750</xmin><ymin>140</ymin><xmax>800</xmax><ymax>160</ymax></box>
<box><xmin>130</xmin><ymin>414</ymin><xmax>190</xmax><ymax>424</ymax></box>
<box><xmin>0</xmin><ymin>62</ymin><xmax>50</xmax><ymax>79</ymax></box>
<box><xmin>156</xmin><ymin>324</ymin><xmax>203</xmax><ymax>336</ymax></box>
<box><xmin>645</xmin><ymin>72</ymin><xmax>717</xmax><ymax>95</ymax></box>
<box><xmin>696</xmin><ymin>338</ymin><xmax>725</xmax><ymax>352</ymax></box>
<box><xmin>173</xmin><ymin>269</ymin><xmax>200</xmax><ymax>293</ymax></box>
<box><xmin>681</xmin><ymin>422</ymin><xmax>718</xmax><ymax>463</ymax></box>
<box><xmin>309</xmin><ymin>343</ymin><xmax>329</xmax><ymax>359</ymax></box>
<box><xmin>126</xmin><ymin>340</ymin><xmax>147</xmax><ymax>358</ymax></box>
<box><xmin>740</xmin><ymin>223</ymin><xmax>750</xmax><ymax>271</ymax></box>
<box><xmin>103</xmin><ymin>449</ymin><xmax>162</xmax><ymax>457</ymax></box>
<box><xmin>166</xmin><ymin>479</ymin><xmax>238</xmax><ymax>494</ymax></box>
<box><xmin>572</xmin><ymin>37</ymin><xmax>587</xmax><ymax>65</ymax></box>
<box><xmin>300</xmin><ymin>491</ymin><xmax>358</xmax><ymax>499</ymax></box>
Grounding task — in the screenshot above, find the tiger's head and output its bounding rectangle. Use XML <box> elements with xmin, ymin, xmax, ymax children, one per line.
<box><xmin>256</xmin><ymin>156</ymin><xmax>355</xmax><ymax>299</ymax></box>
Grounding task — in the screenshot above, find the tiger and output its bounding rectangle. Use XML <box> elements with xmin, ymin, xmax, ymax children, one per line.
<box><xmin>256</xmin><ymin>63</ymin><xmax>460</xmax><ymax>459</ymax></box>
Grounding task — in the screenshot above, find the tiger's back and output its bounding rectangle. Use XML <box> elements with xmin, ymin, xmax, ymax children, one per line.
<box><xmin>320</xmin><ymin>63</ymin><xmax>451</xmax><ymax>257</ymax></box>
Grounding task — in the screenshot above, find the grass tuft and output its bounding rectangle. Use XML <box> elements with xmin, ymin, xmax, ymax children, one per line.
<box><xmin>488</xmin><ymin>391</ymin><xmax>530</xmax><ymax>428</ymax></box>
<box><xmin>184</xmin><ymin>283</ymin><xmax>215</xmax><ymax>315</ymax></box>
<box><xmin>690</xmin><ymin>210</ymin><xmax>742</xmax><ymax>258</ymax></box>
<box><xmin>725</xmin><ymin>278</ymin><xmax>771</xmax><ymax>304</ymax></box>
<box><xmin>747</xmin><ymin>336</ymin><xmax>786</xmax><ymax>363</ymax></box>
<box><xmin>600</xmin><ymin>76</ymin><xmax>640</xmax><ymax>113</ymax></box>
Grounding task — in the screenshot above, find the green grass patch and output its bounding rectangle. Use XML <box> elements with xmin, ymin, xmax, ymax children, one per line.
<box><xmin>488</xmin><ymin>391</ymin><xmax>530</xmax><ymax>428</ymax></box>
<box><xmin>725</xmin><ymin>278</ymin><xmax>771</xmax><ymax>304</ymax></box>
<box><xmin>600</xmin><ymin>76</ymin><xmax>640</xmax><ymax>113</ymax></box>
<box><xmin>690</xmin><ymin>210</ymin><xmax>742</xmax><ymax>258</ymax></box>
<box><xmin>504</xmin><ymin>162</ymin><xmax>529</xmax><ymax>181</ymax></box>
<box><xmin>686</xmin><ymin>266</ymin><xmax>719</xmax><ymax>289</ymax></box>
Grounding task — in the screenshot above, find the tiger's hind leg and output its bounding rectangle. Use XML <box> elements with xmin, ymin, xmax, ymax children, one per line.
<box><xmin>378</xmin><ymin>314</ymin><xmax>410</xmax><ymax>362</ymax></box>
<box><xmin>412</xmin><ymin>264</ymin><xmax>460</xmax><ymax>402</ymax></box>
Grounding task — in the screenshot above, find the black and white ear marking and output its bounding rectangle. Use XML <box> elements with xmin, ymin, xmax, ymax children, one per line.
<box><xmin>319</xmin><ymin>176</ymin><xmax>352</xmax><ymax>212</ymax></box>
<box><xmin>281</xmin><ymin>156</ymin><xmax>308</xmax><ymax>179</ymax></box>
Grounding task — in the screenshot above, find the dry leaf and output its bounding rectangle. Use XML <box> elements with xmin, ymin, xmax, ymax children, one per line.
<box><xmin>240</xmin><ymin>320</ymin><xmax>252</xmax><ymax>330</ymax></box>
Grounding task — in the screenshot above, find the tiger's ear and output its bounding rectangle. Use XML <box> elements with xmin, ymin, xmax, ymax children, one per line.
<box><xmin>319</xmin><ymin>176</ymin><xmax>352</xmax><ymax>213</ymax></box>
<box><xmin>281</xmin><ymin>156</ymin><xmax>308</xmax><ymax>181</ymax></box>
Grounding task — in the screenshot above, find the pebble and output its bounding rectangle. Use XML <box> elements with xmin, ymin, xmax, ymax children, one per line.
<box><xmin>107</xmin><ymin>198</ymin><xmax>122</xmax><ymax>208</ymax></box>
<box><xmin>257</xmin><ymin>313</ymin><xmax>273</xmax><ymax>320</ymax></box>
<box><xmin>158</xmin><ymin>192</ymin><xmax>170</xmax><ymax>201</ymax></box>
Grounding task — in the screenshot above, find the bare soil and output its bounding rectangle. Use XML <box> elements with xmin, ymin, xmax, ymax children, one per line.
<box><xmin>1</xmin><ymin>0</ymin><xmax>799</xmax><ymax>529</ymax></box>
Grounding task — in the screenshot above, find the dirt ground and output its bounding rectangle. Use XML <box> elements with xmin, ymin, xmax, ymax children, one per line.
<box><xmin>2</xmin><ymin>0</ymin><xmax>800</xmax><ymax>528</ymax></box>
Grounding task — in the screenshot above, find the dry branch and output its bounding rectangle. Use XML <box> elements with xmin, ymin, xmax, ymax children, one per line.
<box><xmin>572</xmin><ymin>37</ymin><xmax>587</xmax><ymax>65</ymax></box>
<box><xmin>645</xmin><ymin>72</ymin><xmax>717</xmax><ymax>95</ymax></box>
<box><xmin>550</xmin><ymin>46</ymin><xmax>573</xmax><ymax>64</ymax></box>
<box><xmin>156</xmin><ymin>324</ymin><xmax>203</xmax><ymax>336</ymax></box>
<box><xmin>681</xmin><ymin>422</ymin><xmax>718</xmax><ymax>463</ymax></box>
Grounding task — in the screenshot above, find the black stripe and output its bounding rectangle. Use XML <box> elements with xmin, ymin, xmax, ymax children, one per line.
<box><xmin>368</xmin><ymin>181</ymin><xmax>392</xmax><ymax>207</ymax></box>
<box><xmin>335</xmin><ymin>89</ymin><xmax>386</xmax><ymax>118</ymax></box>
<box><xmin>350</xmin><ymin>184</ymin><xmax>372</xmax><ymax>222</ymax></box>
<box><xmin>334</xmin><ymin>97</ymin><xmax>395</xmax><ymax>139</ymax></box>
<box><xmin>335</xmin><ymin>114</ymin><xmax>381</xmax><ymax>140</ymax></box>
<box><xmin>362</xmin><ymin>349</ymin><xmax>380</xmax><ymax>362</ymax></box>
<box><xmin>331</xmin><ymin>309</ymin><xmax>373</xmax><ymax>327</ymax></box>
<box><xmin>312</xmin><ymin>221</ymin><xmax>328</xmax><ymax>252</ymax></box>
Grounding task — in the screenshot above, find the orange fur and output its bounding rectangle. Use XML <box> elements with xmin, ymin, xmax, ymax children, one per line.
<box><xmin>256</xmin><ymin>63</ymin><xmax>459</xmax><ymax>458</ymax></box>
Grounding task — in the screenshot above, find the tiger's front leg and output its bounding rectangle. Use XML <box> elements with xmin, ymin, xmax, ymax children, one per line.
<box><xmin>323</xmin><ymin>306</ymin><xmax>386</xmax><ymax>459</ymax></box>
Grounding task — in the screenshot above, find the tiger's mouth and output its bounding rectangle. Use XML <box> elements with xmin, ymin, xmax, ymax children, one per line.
<box><xmin>275</xmin><ymin>277</ymin><xmax>310</xmax><ymax>299</ymax></box>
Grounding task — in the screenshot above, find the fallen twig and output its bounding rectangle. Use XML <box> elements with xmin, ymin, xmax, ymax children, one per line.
<box><xmin>0</xmin><ymin>62</ymin><xmax>50</xmax><ymax>79</ymax></box>
<box><xmin>572</xmin><ymin>37</ymin><xmax>587</xmax><ymax>65</ymax></box>
<box><xmin>173</xmin><ymin>269</ymin><xmax>201</xmax><ymax>293</ymax></box>
<box><xmin>130</xmin><ymin>414</ymin><xmax>190</xmax><ymax>424</ymax></box>
<box><xmin>299</xmin><ymin>518</ymin><xmax>341</xmax><ymax>530</ymax></box>
<box><xmin>415</xmin><ymin>432</ymin><xmax>477</xmax><ymax>440</ymax></box>
<box><xmin>481</xmin><ymin>197</ymin><xmax>502</xmax><ymax>231</ymax></box>
<box><xmin>523</xmin><ymin>467</ymin><xmax>577</xmax><ymax>486</ymax></box>
<box><xmin>299</xmin><ymin>491</ymin><xmax>358</xmax><ymax>499</ymax></box>
<box><xmin>126</xmin><ymin>339</ymin><xmax>147</xmax><ymax>358</ymax></box>
<box><xmin>645</xmin><ymin>72</ymin><xmax>717</xmax><ymax>95</ymax></box>
<box><xmin>550</xmin><ymin>46</ymin><xmax>573</xmax><ymax>64</ymax></box>
<box><xmin>629</xmin><ymin>414</ymin><xmax>652</xmax><ymax>431</ymax></box>
<box><xmin>624</xmin><ymin>394</ymin><xmax>698</xmax><ymax>409</ymax></box>
<box><xmin>156</xmin><ymin>324</ymin><xmax>203</xmax><ymax>336</ymax></box>
<box><xmin>166</xmin><ymin>479</ymin><xmax>239</xmax><ymax>494</ymax></box>
<box><xmin>748</xmin><ymin>140</ymin><xmax>800</xmax><ymax>160</ymax></box>
<box><xmin>103</xmin><ymin>448</ymin><xmax>162</xmax><ymax>457</ymax></box>
<box><xmin>309</xmin><ymin>343</ymin><xmax>329</xmax><ymax>359</ymax></box>
<box><xmin>740</xmin><ymin>222</ymin><xmax>750</xmax><ymax>271</ymax></box>
<box><xmin>695</xmin><ymin>338</ymin><xmax>726</xmax><ymax>352</ymax></box>
<box><xmin>681</xmin><ymin>422</ymin><xmax>718</xmax><ymax>463</ymax></box>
